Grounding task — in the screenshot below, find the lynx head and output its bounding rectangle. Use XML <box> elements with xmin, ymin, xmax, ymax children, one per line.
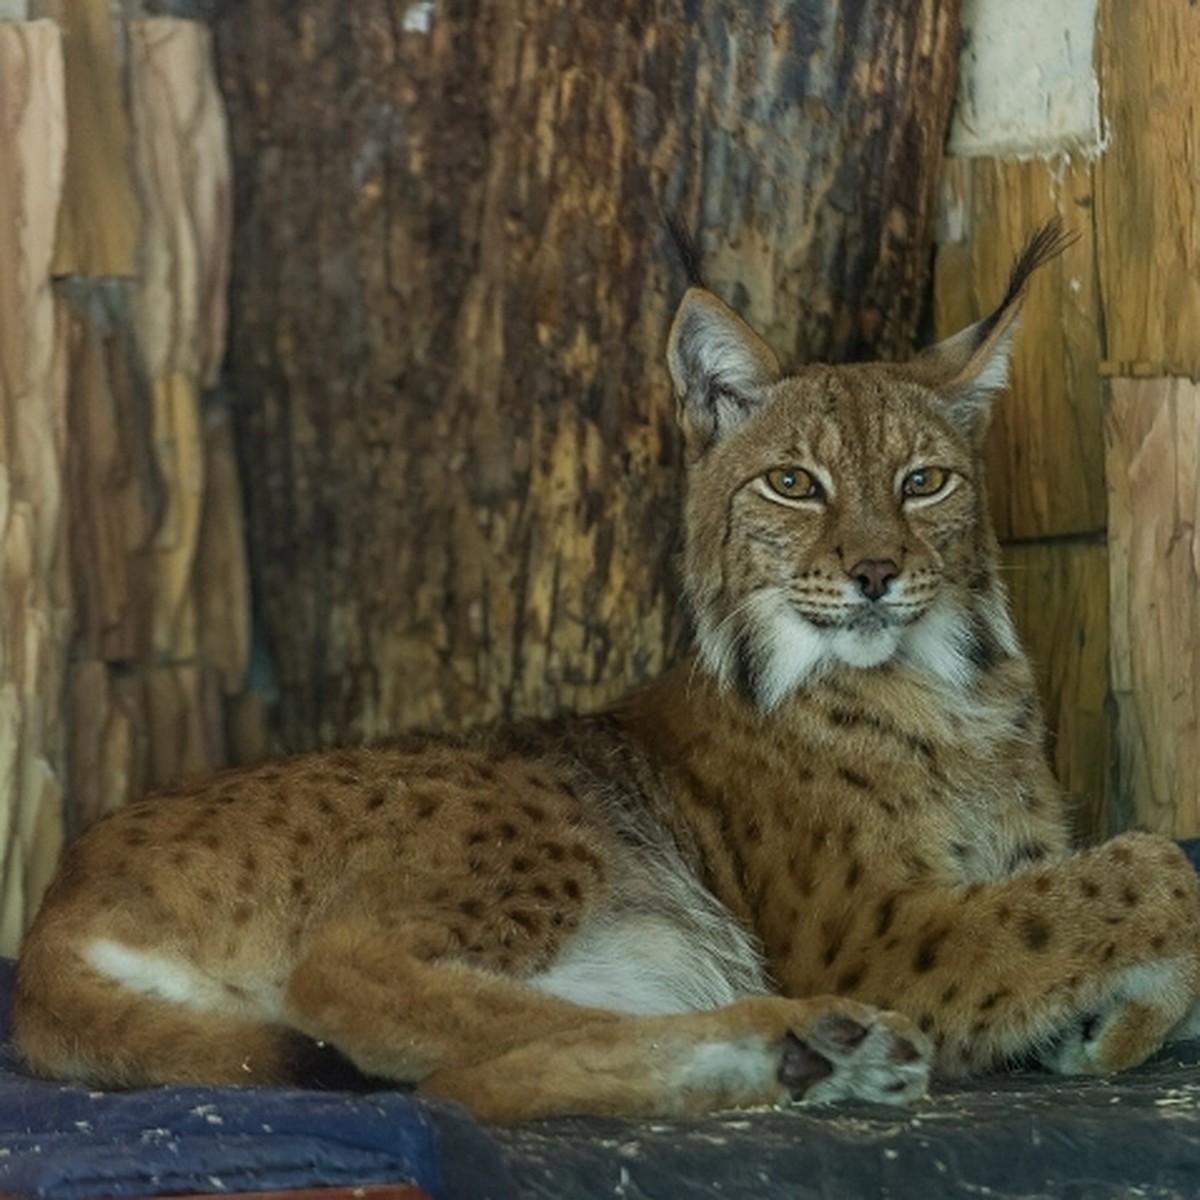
<box><xmin>667</xmin><ymin>223</ymin><xmax>1071</xmax><ymax>710</ymax></box>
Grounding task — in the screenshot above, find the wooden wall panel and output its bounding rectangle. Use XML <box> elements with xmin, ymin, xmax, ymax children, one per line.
<box><xmin>1095</xmin><ymin>0</ymin><xmax>1200</xmax><ymax>376</ymax></box>
<box><xmin>0</xmin><ymin>22</ymin><xmax>68</xmax><ymax>954</ymax></box>
<box><xmin>1106</xmin><ymin>378</ymin><xmax>1199</xmax><ymax>836</ymax></box>
<box><xmin>936</xmin><ymin>157</ymin><xmax>1104</xmax><ymax>542</ymax></box>
<box><xmin>65</xmin><ymin>661</ymin><xmax>231</xmax><ymax>838</ymax></box>
<box><xmin>63</xmin><ymin>285</ymin><xmax>159</xmax><ymax>665</ymax></box>
<box><xmin>0</xmin><ymin>14</ymin><xmax>261</xmax><ymax>944</ymax></box>
<box><xmin>48</xmin><ymin>0</ymin><xmax>138</xmax><ymax>276</ymax></box>
<box><xmin>935</xmin><ymin>155</ymin><xmax>1109</xmax><ymax>835</ymax></box>
<box><xmin>1003</xmin><ymin>542</ymin><xmax>1109</xmax><ymax>842</ymax></box>
<box><xmin>1094</xmin><ymin>0</ymin><xmax>1200</xmax><ymax>835</ymax></box>
<box><xmin>194</xmin><ymin>413</ymin><xmax>253</xmax><ymax>699</ymax></box>
<box><xmin>935</xmin><ymin>0</ymin><xmax>1200</xmax><ymax>838</ymax></box>
<box><xmin>127</xmin><ymin>19</ymin><xmax>231</xmax><ymax>389</ymax></box>
<box><xmin>127</xmin><ymin>19</ymin><xmax>235</xmax><ymax>663</ymax></box>
<box><xmin>66</xmin><ymin>661</ymin><xmax>140</xmax><ymax>834</ymax></box>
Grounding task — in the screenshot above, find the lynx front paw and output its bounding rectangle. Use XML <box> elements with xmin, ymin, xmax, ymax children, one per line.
<box><xmin>780</xmin><ymin>1007</ymin><xmax>931</xmax><ymax>1106</ymax></box>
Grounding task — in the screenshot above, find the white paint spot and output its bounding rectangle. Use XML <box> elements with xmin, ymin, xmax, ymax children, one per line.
<box><xmin>402</xmin><ymin>1</ymin><xmax>435</xmax><ymax>34</ymax></box>
<box><xmin>949</xmin><ymin>0</ymin><xmax>1102</xmax><ymax>158</ymax></box>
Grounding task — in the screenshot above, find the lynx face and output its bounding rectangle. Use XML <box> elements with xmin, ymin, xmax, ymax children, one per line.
<box><xmin>668</xmin><ymin>287</ymin><xmax>1026</xmax><ymax>711</ymax></box>
<box><xmin>680</xmin><ymin>361</ymin><xmax>1019</xmax><ymax>709</ymax></box>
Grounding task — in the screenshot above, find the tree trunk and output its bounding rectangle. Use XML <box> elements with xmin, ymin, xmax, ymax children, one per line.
<box><xmin>212</xmin><ymin>0</ymin><xmax>961</xmax><ymax>750</ymax></box>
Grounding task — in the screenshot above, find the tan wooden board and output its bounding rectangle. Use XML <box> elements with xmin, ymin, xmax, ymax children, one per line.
<box><xmin>194</xmin><ymin>412</ymin><xmax>253</xmax><ymax>698</ymax></box>
<box><xmin>936</xmin><ymin>156</ymin><xmax>1105</xmax><ymax>543</ymax></box>
<box><xmin>66</xmin><ymin>660</ymin><xmax>141</xmax><ymax>834</ymax></box>
<box><xmin>127</xmin><ymin>18</ymin><xmax>232</xmax><ymax>387</ymax></box>
<box><xmin>67</xmin><ymin>660</ymin><xmax>236</xmax><ymax>835</ymax></box>
<box><xmin>1095</xmin><ymin>0</ymin><xmax>1200</xmax><ymax>377</ymax></box>
<box><xmin>0</xmin><ymin>22</ymin><xmax>68</xmax><ymax>953</ymax></box>
<box><xmin>50</xmin><ymin>0</ymin><xmax>139</xmax><ymax>276</ymax></box>
<box><xmin>1003</xmin><ymin>540</ymin><xmax>1110</xmax><ymax>842</ymax></box>
<box><xmin>62</xmin><ymin>289</ymin><xmax>158</xmax><ymax>663</ymax></box>
<box><xmin>1106</xmin><ymin>376</ymin><xmax>1200</xmax><ymax>836</ymax></box>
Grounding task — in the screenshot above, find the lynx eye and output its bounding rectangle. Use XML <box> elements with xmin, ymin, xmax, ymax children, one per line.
<box><xmin>764</xmin><ymin>466</ymin><xmax>823</xmax><ymax>502</ymax></box>
<box><xmin>901</xmin><ymin>466</ymin><xmax>951</xmax><ymax>499</ymax></box>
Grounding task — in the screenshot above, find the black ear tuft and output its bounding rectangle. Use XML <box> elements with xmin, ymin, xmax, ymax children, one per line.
<box><xmin>663</xmin><ymin>214</ymin><xmax>706</xmax><ymax>287</ymax></box>
<box><xmin>973</xmin><ymin>218</ymin><xmax>1079</xmax><ymax>346</ymax></box>
<box><xmin>909</xmin><ymin>218</ymin><xmax>1078</xmax><ymax>446</ymax></box>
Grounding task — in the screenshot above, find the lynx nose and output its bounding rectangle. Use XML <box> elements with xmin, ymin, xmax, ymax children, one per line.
<box><xmin>849</xmin><ymin>558</ymin><xmax>899</xmax><ymax>601</ymax></box>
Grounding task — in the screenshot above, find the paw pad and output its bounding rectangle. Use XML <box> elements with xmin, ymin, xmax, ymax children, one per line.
<box><xmin>778</xmin><ymin>1032</ymin><xmax>833</xmax><ymax>1097</ymax></box>
<box><xmin>780</xmin><ymin>1008</ymin><xmax>931</xmax><ymax>1107</ymax></box>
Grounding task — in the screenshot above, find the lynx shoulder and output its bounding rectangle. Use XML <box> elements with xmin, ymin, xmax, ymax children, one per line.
<box><xmin>14</xmin><ymin>224</ymin><xmax>1200</xmax><ymax>1121</ymax></box>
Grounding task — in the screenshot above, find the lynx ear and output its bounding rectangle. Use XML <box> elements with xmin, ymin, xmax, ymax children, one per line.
<box><xmin>914</xmin><ymin>220</ymin><xmax>1076</xmax><ymax>445</ymax></box>
<box><xmin>667</xmin><ymin>288</ymin><xmax>781</xmax><ymax>453</ymax></box>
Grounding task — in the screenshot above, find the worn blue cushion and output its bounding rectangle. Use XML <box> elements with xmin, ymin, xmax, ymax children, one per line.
<box><xmin>0</xmin><ymin>959</ymin><xmax>458</xmax><ymax>1199</ymax></box>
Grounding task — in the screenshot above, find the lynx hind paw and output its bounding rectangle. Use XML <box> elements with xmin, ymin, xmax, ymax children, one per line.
<box><xmin>1042</xmin><ymin>959</ymin><xmax>1199</xmax><ymax>1076</ymax></box>
<box><xmin>780</xmin><ymin>1007</ymin><xmax>931</xmax><ymax>1107</ymax></box>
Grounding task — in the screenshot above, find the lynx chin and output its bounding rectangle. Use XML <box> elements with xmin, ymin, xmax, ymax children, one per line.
<box><xmin>14</xmin><ymin>222</ymin><xmax>1200</xmax><ymax>1122</ymax></box>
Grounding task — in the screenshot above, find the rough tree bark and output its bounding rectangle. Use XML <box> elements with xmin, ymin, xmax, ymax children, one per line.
<box><xmin>212</xmin><ymin>0</ymin><xmax>961</xmax><ymax>749</ymax></box>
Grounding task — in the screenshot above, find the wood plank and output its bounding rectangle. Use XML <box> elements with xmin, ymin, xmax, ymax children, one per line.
<box><xmin>63</xmin><ymin>284</ymin><xmax>158</xmax><ymax>664</ymax></box>
<box><xmin>146</xmin><ymin>372</ymin><xmax>203</xmax><ymax>661</ymax></box>
<box><xmin>1003</xmin><ymin>540</ymin><xmax>1110</xmax><ymax>843</ymax></box>
<box><xmin>0</xmin><ymin>21</ymin><xmax>68</xmax><ymax>954</ymax></box>
<box><xmin>69</xmin><ymin>663</ymin><xmax>229</xmax><ymax>817</ymax></box>
<box><xmin>127</xmin><ymin>17</ymin><xmax>232</xmax><ymax>386</ymax></box>
<box><xmin>1095</xmin><ymin>0</ymin><xmax>1200</xmax><ymax>376</ymax></box>
<box><xmin>1106</xmin><ymin>377</ymin><xmax>1200</xmax><ymax>836</ymax></box>
<box><xmin>194</xmin><ymin>411</ymin><xmax>253</xmax><ymax>696</ymax></box>
<box><xmin>49</xmin><ymin>0</ymin><xmax>139</xmax><ymax>276</ymax></box>
<box><xmin>66</xmin><ymin>661</ymin><xmax>140</xmax><ymax>836</ymax></box>
<box><xmin>935</xmin><ymin>156</ymin><xmax>1105</xmax><ymax>542</ymax></box>
<box><xmin>124</xmin><ymin>20</ymin><xmax>236</xmax><ymax>663</ymax></box>
<box><xmin>67</xmin><ymin>657</ymin><xmax>244</xmax><ymax>838</ymax></box>
<box><xmin>133</xmin><ymin>665</ymin><xmax>228</xmax><ymax>788</ymax></box>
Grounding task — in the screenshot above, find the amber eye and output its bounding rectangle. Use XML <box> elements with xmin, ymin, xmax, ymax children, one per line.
<box><xmin>902</xmin><ymin>466</ymin><xmax>951</xmax><ymax>499</ymax></box>
<box><xmin>765</xmin><ymin>466</ymin><xmax>823</xmax><ymax>502</ymax></box>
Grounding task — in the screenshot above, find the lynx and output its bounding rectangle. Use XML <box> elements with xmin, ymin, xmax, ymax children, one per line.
<box><xmin>14</xmin><ymin>225</ymin><xmax>1200</xmax><ymax>1123</ymax></box>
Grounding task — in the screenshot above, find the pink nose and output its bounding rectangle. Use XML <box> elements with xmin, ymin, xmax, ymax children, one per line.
<box><xmin>850</xmin><ymin>558</ymin><xmax>899</xmax><ymax>601</ymax></box>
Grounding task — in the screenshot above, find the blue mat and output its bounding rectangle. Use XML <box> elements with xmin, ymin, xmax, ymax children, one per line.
<box><xmin>0</xmin><ymin>960</ymin><xmax>465</xmax><ymax>1199</ymax></box>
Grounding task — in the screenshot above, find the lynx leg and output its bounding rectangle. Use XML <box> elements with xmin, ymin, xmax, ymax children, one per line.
<box><xmin>13</xmin><ymin>934</ymin><xmax>293</xmax><ymax>1087</ymax></box>
<box><xmin>285</xmin><ymin>918</ymin><xmax>930</xmax><ymax>1121</ymax></box>
<box><xmin>283</xmin><ymin>915</ymin><xmax>623</xmax><ymax>1081</ymax></box>
<box><xmin>823</xmin><ymin>832</ymin><xmax>1200</xmax><ymax>1078</ymax></box>
<box><xmin>422</xmin><ymin>997</ymin><xmax>930</xmax><ymax>1122</ymax></box>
